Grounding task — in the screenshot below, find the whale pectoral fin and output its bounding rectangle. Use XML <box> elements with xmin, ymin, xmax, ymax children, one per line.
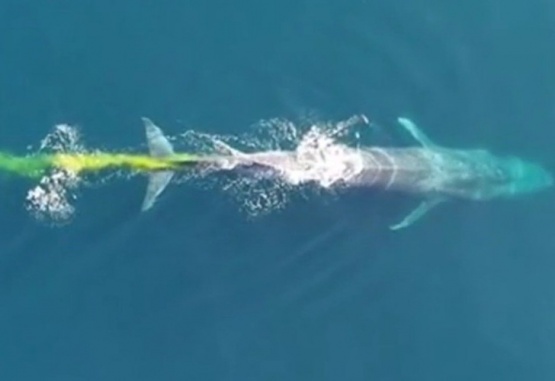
<box><xmin>397</xmin><ymin>117</ymin><xmax>437</xmax><ymax>148</ymax></box>
<box><xmin>389</xmin><ymin>198</ymin><xmax>444</xmax><ymax>231</ymax></box>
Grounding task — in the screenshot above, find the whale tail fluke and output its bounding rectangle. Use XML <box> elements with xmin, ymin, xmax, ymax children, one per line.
<box><xmin>141</xmin><ymin>117</ymin><xmax>175</xmax><ymax>211</ymax></box>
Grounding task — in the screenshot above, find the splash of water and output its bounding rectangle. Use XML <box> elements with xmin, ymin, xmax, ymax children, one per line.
<box><xmin>25</xmin><ymin>123</ymin><xmax>85</xmax><ymax>225</ymax></box>
<box><xmin>274</xmin><ymin>115</ymin><xmax>368</xmax><ymax>187</ymax></box>
<box><xmin>174</xmin><ymin>114</ymin><xmax>370</xmax><ymax>217</ymax></box>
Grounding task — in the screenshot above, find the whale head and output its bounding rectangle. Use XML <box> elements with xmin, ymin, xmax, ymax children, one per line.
<box><xmin>505</xmin><ymin>157</ymin><xmax>553</xmax><ymax>196</ymax></box>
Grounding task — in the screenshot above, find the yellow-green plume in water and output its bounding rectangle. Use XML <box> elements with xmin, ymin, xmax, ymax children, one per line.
<box><xmin>0</xmin><ymin>152</ymin><xmax>53</xmax><ymax>179</ymax></box>
<box><xmin>0</xmin><ymin>151</ymin><xmax>203</xmax><ymax>178</ymax></box>
<box><xmin>51</xmin><ymin>152</ymin><xmax>203</xmax><ymax>174</ymax></box>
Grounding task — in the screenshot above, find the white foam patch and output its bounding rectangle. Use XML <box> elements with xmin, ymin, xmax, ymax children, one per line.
<box><xmin>38</xmin><ymin>123</ymin><xmax>85</xmax><ymax>153</ymax></box>
<box><xmin>278</xmin><ymin>117</ymin><xmax>367</xmax><ymax>188</ymax></box>
<box><xmin>25</xmin><ymin>123</ymin><xmax>85</xmax><ymax>225</ymax></box>
<box><xmin>25</xmin><ymin>168</ymin><xmax>81</xmax><ymax>225</ymax></box>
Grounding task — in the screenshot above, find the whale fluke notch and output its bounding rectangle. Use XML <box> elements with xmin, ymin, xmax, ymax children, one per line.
<box><xmin>141</xmin><ymin>117</ymin><xmax>175</xmax><ymax>211</ymax></box>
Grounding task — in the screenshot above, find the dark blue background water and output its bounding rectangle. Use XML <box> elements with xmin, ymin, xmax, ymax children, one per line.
<box><xmin>1</xmin><ymin>1</ymin><xmax>555</xmax><ymax>380</ymax></box>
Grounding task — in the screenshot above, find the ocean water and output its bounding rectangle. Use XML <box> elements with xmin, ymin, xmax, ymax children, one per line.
<box><xmin>1</xmin><ymin>0</ymin><xmax>555</xmax><ymax>380</ymax></box>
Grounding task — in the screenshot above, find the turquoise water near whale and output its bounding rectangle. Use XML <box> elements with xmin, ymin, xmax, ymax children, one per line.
<box><xmin>1</xmin><ymin>0</ymin><xmax>555</xmax><ymax>380</ymax></box>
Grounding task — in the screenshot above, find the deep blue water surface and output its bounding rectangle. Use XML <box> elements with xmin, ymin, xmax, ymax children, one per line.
<box><xmin>1</xmin><ymin>0</ymin><xmax>555</xmax><ymax>380</ymax></box>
